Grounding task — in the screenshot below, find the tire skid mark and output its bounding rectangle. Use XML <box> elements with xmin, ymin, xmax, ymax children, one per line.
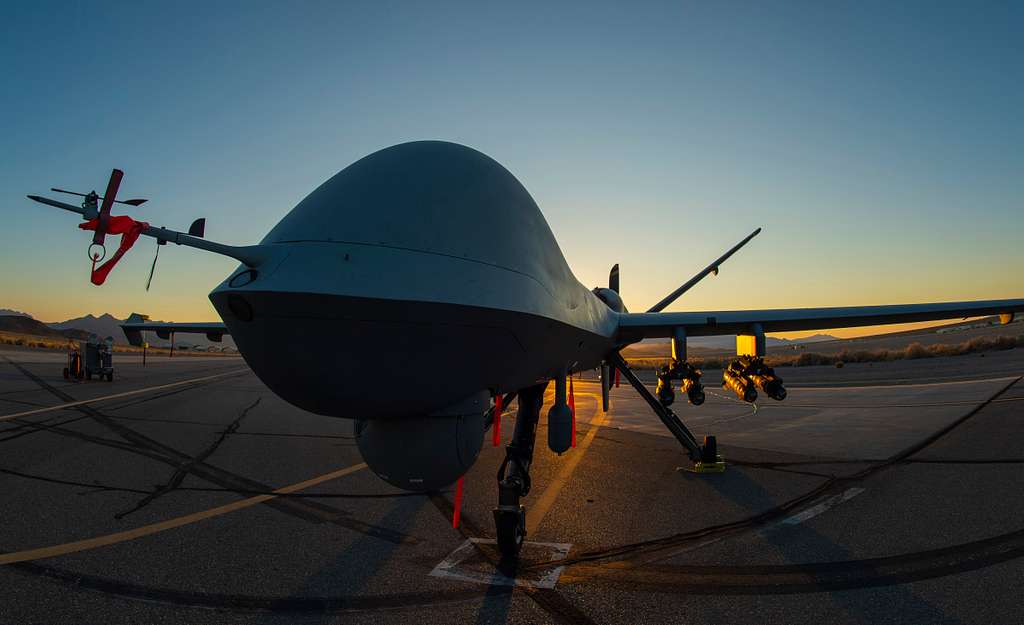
<box><xmin>232</xmin><ymin>431</ymin><xmax>355</xmax><ymax>440</ymax></box>
<box><xmin>3</xmin><ymin>362</ymin><xmax>1018</xmax><ymax>614</ymax></box>
<box><xmin>0</xmin><ymin>414</ymin><xmax>91</xmax><ymax>441</ymax></box>
<box><xmin>0</xmin><ymin>466</ymin><xmax>153</xmax><ymax>495</ymax></box>
<box><xmin>557</xmin><ymin>528</ymin><xmax>1024</xmax><ymax>594</ymax></box>
<box><xmin>3</xmin><ymin>358</ymin><xmax>412</xmax><ymax>544</ymax></box>
<box><xmin>115</xmin><ymin>397</ymin><xmax>262</xmax><ymax>519</ymax></box>
<box><xmin>529</xmin><ymin>376</ymin><xmax>1023</xmax><ymax>571</ymax></box>
<box><xmin>6</xmin><ymin>417</ymin><xmax>185</xmax><ymax>464</ymax></box>
<box><xmin>0</xmin><ymin>396</ymin><xmax>48</xmax><ymax>409</ymax></box>
<box><xmin>0</xmin><ymin>465</ymin><xmax>428</xmax><ymax>499</ymax></box>
<box><xmin>906</xmin><ymin>458</ymin><xmax>1024</xmax><ymax>464</ymax></box>
<box><xmin>6</xmin><ymin>519</ymin><xmax>1022</xmax><ymax>610</ymax></box>
<box><xmin>6</xmin><ymin>560</ymin><xmax>491</xmax><ymax>613</ymax></box>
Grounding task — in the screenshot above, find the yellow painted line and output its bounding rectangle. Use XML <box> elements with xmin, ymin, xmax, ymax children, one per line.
<box><xmin>0</xmin><ymin>462</ymin><xmax>367</xmax><ymax>565</ymax></box>
<box><xmin>0</xmin><ymin>369</ymin><xmax>248</xmax><ymax>422</ymax></box>
<box><xmin>526</xmin><ymin>395</ymin><xmax>611</xmax><ymax>532</ymax></box>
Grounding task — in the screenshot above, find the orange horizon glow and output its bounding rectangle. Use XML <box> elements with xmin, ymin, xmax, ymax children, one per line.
<box><xmin>3</xmin><ymin>299</ymin><xmax>998</xmax><ymax>344</ymax></box>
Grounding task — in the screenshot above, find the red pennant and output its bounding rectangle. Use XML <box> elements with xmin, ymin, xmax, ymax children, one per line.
<box><xmin>79</xmin><ymin>215</ymin><xmax>149</xmax><ymax>285</ymax></box>
<box><xmin>492</xmin><ymin>394</ymin><xmax>503</xmax><ymax>447</ymax></box>
<box><xmin>452</xmin><ymin>476</ymin><xmax>464</xmax><ymax>529</ymax></box>
<box><xmin>569</xmin><ymin>376</ymin><xmax>576</xmax><ymax>448</ymax></box>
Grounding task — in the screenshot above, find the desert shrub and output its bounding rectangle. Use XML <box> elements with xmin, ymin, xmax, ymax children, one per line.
<box><xmin>994</xmin><ymin>336</ymin><xmax>1016</xmax><ymax>350</ymax></box>
<box><xmin>624</xmin><ymin>332</ymin><xmax>1022</xmax><ymax>370</ymax></box>
<box><xmin>904</xmin><ymin>342</ymin><xmax>930</xmax><ymax>359</ymax></box>
<box><xmin>928</xmin><ymin>343</ymin><xmax>961</xmax><ymax>357</ymax></box>
<box><xmin>698</xmin><ymin>357</ymin><xmax>723</xmax><ymax>370</ymax></box>
<box><xmin>795</xmin><ymin>352</ymin><xmax>834</xmax><ymax>367</ymax></box>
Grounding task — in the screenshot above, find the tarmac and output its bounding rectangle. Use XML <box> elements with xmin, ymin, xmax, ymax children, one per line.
<box><xmin>0</xmin><ymin>346</ymin><xmax>1021</xmax><ymax>624</ymax></box>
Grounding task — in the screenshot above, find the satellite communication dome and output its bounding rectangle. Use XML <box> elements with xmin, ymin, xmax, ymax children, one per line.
<box><xmin>262</xmin><ymin>140</ymin><xmax>575</xmax><ymax>293</ymax></box>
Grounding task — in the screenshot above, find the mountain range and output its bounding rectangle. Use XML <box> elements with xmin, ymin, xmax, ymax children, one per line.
<box><xmin>4</xmin><ymin>308</ymin><xmax>832</xmax><ymax>349</ymax></box>
<box><xmin>0</xmin><ymin>315</ymin><xmax>91</xmax><ymax>341</ymax></box>
<box><xmin>0</xmin><ymin>311</ymin><xmax>235</xmax><ymax>348</ymax></box>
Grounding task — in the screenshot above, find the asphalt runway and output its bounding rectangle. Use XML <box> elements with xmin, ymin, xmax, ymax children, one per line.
<box><xmin>0</xmin><ymin>346</ymin><xmax>1022</xmax><ymax>625</ymax></box>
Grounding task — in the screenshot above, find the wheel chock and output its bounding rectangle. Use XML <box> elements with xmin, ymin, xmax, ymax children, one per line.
<box><xmin>684</xmin><ymin>454</ymin><xmax>724</xmax><ymax>475</ymax></box>
<box><xmin>679</xmin><ymin>455</ymin><xmax>726</xmax><ymax>474</ymax></box>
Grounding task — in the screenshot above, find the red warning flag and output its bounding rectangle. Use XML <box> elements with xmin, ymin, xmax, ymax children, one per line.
<box><xmin>569</xmin><ymin>376</ymin><xmax>576</xmax><ymax>448</ymax></box>
<box><xmin>452</xmin><ymin>476</ymin><xmax>464</xmax><ymax>529</ymax></box>
<box><xmin>79</xmin><ymin>215</ymin><xmax>149</xmax><ymax>285</ymax></box>
<box><xmin>492</xmin><ymin>394</ymin><xmax>503</xmax><ymax>447</ymax></box>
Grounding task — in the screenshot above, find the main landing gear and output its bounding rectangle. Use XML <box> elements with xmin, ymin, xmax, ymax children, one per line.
<box><xmin>607</xmin><ymin>352</ymin><xmax>723</xmax><ymax>472</ymax></box>
<box><xmin>493</xmin><ymin>381</ymin><xmax>547</xmax><ymax>557</ymax></box>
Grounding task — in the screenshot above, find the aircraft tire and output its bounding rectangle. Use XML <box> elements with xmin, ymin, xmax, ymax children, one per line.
<box><xmin>496</xmin><ymin>509</ymin><xmax>525</xmax><ymax>558</ymax></box>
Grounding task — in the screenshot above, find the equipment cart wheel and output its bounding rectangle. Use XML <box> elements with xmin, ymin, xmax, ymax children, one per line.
<box><xmin>106</xmin><ymin>372</ymin><xmax>113</xmax><ymax>382</ymax></box>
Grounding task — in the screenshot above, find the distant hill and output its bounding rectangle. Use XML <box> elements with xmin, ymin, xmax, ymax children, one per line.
<box><xmin>647</xmin><ymin>333</ymin><xmax>838</xmax><ymax>350</ymax></box>
<box><xmin>46</xmin><ymin>313</ymin><xmax>235</xmax><ymax>348</ymax></box>
<box><xmin>0</xmin><ymin>315</ymin><xmax>89</xmax><ymax>341</ymax></box>
<box><xmin>0</xmin><ymin>309</ymin><xmax>234</xmax><ymax>348</ymax></box>
<box><xmin>705</xmin><ymin>333</ymin><xmax>837</xmax><ymax>349</ymax></box>
<box><xmin>48</xmin><ymin>313</ymin><xmax>125</xmax><ymax>343</ymax></box>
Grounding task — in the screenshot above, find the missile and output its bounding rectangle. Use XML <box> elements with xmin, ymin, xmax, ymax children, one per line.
<box><xmin>722</xmin><ymin>367</ymin><xmax>757</xmax><ymax>402</ymax></box>
<box><xmin>751</xmin><ymin>373</ymin><xmax>787</xmax><ymax>401</ymax></box>
<box><xmin>681</xmin><ymin>376</ymin><xmax>705</xmax><ymax>405</ymax></box>
<box><xmin>656</xmin><ymin>375</ymin><xmax>675</xmax><ymax>406</ymax></box>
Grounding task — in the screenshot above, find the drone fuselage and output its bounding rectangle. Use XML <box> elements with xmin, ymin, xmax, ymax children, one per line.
<box><xmin>208</xmin><ymin>141</ymin><xmax>619</xmax><ymax>419</ymax></box>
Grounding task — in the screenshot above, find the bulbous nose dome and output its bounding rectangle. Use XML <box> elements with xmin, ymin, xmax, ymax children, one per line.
<box><xmin>262</xmin><ymin>140</ymin><xmax>574</xmax><ymax>291</ymax></box>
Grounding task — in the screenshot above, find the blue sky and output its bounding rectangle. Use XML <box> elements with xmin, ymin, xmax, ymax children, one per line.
<box><xmin>3</xmin><ymin>1</ymin><xmax>1021</xmax><ymax>336</ymax></box>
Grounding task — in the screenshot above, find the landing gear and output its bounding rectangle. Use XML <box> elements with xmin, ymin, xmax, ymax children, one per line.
<box><xmin>608</xmin><ymin>352</ymin><xmax>722</xmax><ymax>471</ymax></box>
<box><xmin>493</xmin><ymin>381</ymin><xmax>547</xmax><ymax>558</ymax></box>
<box><xmin>495</xmin><ymin>504</ymin><xmax>526</xmax><ymax>556</ymax></box>
<box><xmin>685</xmin><ymin>434</ymin><xmax>725</xmax><ymax>474</ymax></box>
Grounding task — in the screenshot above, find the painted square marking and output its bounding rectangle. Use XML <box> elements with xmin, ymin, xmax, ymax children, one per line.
<box><xmin>429</xmin><ymin>538</ymin><xmax>572</xmax><ymax>589</ymax></box>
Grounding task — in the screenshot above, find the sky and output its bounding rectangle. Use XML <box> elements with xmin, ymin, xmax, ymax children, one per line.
<box><xmin>2</xmin><ymin>1</ymin><xmax>1021</xmax><ymax>338</ymax></box>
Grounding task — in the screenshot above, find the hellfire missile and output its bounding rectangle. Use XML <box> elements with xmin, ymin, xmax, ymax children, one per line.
<box><xmin>722</xmin><ymin>364</ymin><xmax>758</xmax><ymax>402</ymax></box>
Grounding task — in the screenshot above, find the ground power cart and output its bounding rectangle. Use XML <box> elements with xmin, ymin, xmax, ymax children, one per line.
<box><xmin>63</xmin><ymin>337</ymin><xmax>114</xmax><ymax>381</ymax></box>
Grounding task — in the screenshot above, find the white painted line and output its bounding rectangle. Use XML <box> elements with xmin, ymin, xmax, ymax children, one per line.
<box><xmin>636</xmin><ymin>487</ymin><xmax>868</xmax><ymax>566</ymax></box>
<box><xmin>0</xmin><ymin>369</ymin><xmax>247</xmax><ymax>422</ymax></box>
<box><xmin>764</xmin><ymin>487</ymin><xmax>866</xmax><ymax>532</ymax></box>
<box><xmin>429</xmin><ymin>539</ymin><xmax>572</xmax><ymax>589</ymax></box>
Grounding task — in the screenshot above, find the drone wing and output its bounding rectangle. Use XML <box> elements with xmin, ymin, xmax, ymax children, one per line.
<box><xmin>121</xmin><ymin>314</ymin><xmax>228</xmax><ymax>346</ymax></box>
<box><xmin>616</xmin><ymin>299</ymin><xmax>1024</xmax><ymax>342</ymax></box>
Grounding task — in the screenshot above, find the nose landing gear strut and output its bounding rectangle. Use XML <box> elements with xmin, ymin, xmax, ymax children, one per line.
<box><xmin>493</xmin><ymin>381</ymin><xmax>547</xmax><ymax>557</ymax></box>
